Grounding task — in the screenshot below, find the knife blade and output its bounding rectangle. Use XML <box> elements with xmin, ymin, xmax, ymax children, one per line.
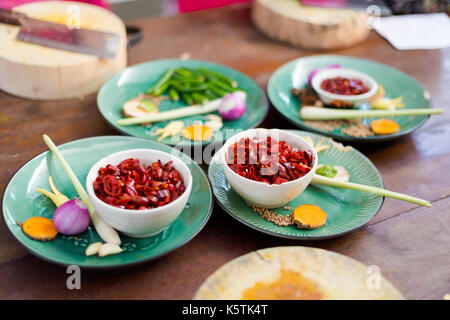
<box><xmin>0</xmin><ymin>8</ymin><xmax>120</xmax><ymax>58</ymax></box>
<box><xmin>300</xmin><ymin>0</ymin><xmax>392</xmax><ymax>16</ymax></box>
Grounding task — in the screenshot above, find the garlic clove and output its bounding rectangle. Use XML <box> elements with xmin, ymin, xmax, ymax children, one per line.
<box><xmin>85</xmin><ymin>242</ymin><xmax>103</xmax><ymax>256</ymax></box>
<box><xmin>205</xmin><ymin>120</ymin><xmax>223</xmax><ymax>131</ymax></box>
<box><xmin>98</xmin><ymin>243</ymin><xmax>123</xmax><ymax>257</ymax></box>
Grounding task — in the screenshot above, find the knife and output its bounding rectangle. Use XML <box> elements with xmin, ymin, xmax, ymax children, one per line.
<box><xmin>300</xmin><ymin>0</ymin><xmax>392</xmax><ymax>16</ymax></box>
<box><xmin>0</xmin><ymin>8</ymin><xmax>121</xmax><ymax>58</ymax></box>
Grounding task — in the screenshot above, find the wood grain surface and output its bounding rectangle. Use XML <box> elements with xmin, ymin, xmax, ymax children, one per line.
<box><xmin>0</xmin><ymin>5</ymin><xmax>448</xmax><ymax>299</ymax></box>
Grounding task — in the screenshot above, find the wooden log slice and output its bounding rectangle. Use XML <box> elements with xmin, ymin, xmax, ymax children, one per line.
<box><xmin>252</xmin><ymin>0</ymin><xmax>370</xmax><ymax>50</ymax></box>
<box><xmin>0</xmin><ymin>1</ymin><xmax>127</xmax><ymax>100</ymax></box>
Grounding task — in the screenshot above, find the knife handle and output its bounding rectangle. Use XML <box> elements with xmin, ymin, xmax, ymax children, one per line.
<box><xmin>0</xmin><ymin>8</ymin><xmax>27</xmax><ymax>26</ymax></box>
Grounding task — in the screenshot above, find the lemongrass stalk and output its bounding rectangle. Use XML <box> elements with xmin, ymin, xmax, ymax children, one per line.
<box><xmin>311</xmin><ymin>174</ymin><xmax>431</xmax><ymax>207</ymax></box>
<box><xmin>43</xmin><ymin>135</ymin><xmax>121</xmax><ymax>245</ymax></box>
<box><xmin>117</xmin><ymin>98</ymin><xmax>223</xmax><ymax>126</ymax></box>
<box><xmin>301</xmin><ymin>106</ymin><xmax>443</xmax><ymax>120</ymax></box>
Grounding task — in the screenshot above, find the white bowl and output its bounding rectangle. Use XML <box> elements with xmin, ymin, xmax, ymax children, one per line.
<box><xmin>220</xmin><ymin>128</ymin><xmax>318</xmax><ymax>209</ymax></box>
<box><xmin>311</xmin><ymin>68</ymin><xmax>378</xmax><ymax>107</ymax></box>
<box><xmin>86</xmin><ymin>149</ymin><xmax>192</xmax><ymax>238</ymax></box>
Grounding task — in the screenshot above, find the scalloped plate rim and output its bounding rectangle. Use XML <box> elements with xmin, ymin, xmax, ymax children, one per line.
<box><xmin>97</xmin><ymin>59</ymin><xmax>269</xmax><ymax>147</ymax></box>
<box><xmin>267</xmin><ymin>54</ymin><xmax>432</xmax><ymax>143</ymax></box>
<box><xmin>2</xmin><ymin>135</ymin><xmax>213</xmax><ymax>269</ymax></box>
<box><xmin>208</xmin><ymin>130</ymin><xmax>385</xmax><ymax>240</ymax></box>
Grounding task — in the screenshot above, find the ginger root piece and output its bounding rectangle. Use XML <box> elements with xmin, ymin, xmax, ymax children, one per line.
<box><xmin>21</xmin><ymin>216</ymin><xmax>58</xmax><ymax>241</ymax></box>
<box><xmin>292</xmin><ymin>205</ymin><xmax>327</xmax><ymax>230</ymax></box>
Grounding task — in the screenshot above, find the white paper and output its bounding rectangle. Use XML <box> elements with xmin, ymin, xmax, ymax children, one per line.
<box><xmin>374</xmin><ymin>13</ymin><xmax>450</xmax><ymax>50</ymax></box>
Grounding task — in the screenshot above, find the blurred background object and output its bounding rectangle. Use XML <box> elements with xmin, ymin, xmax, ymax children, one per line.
<box><xmin>384</xmin><ymin>0</ymin><xmax>449</xmax><ymax>14</ymax></box>
<box><xmin>177</xmin><ymin>0</ymin><xmax>250</xmax><ymax>12</ymax></box>
<box><xmin>0</xmin><ymin>0</ymin><xmax>448</xmax><ymax>24</ymax></box>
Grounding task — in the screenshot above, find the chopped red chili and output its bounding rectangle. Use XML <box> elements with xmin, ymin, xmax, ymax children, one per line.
<box><xmin>93</xmin><ymin>158</ymin><xmax>185</xmax><ymax>210</ymax></box>
<box><xmin>226</xmin><ymin>137</ymin><xmax>313</xmax><ymax>185</ymax></box>
<box><xmin>321</xmin><ymin>77</ymin><xmax>369</xmax><ymax>95</ymax></box>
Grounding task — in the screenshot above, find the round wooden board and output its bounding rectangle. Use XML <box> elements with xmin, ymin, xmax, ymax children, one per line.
<box><xmin>194</xmin><ymin>246</ymin><xmax>404</xmax><ymax>300</ymax></box>
<box><xmin>0</xmin><ymin>1</ymin><xmax>127</xmax><ymax>100</ymax></box>
<box><xmin>251</xmin><ymin>0</ymin><xmax>370</xmax><ymax>50</ymax></box>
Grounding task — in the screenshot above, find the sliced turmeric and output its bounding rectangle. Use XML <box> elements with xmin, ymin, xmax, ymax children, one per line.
<box><xmin>292</xmin><ymin>205</ymin><xmax>327</xmax><ymax>230</ymax></box>
<box><xmin>21</xmin><ymin>217</ymin><xmax>58</xmax><ymax>241</ymax></box>
<box><xmin>370</xmin><ymin>119</ymin><xmax>400</xmax><ymax>135</ymax></box>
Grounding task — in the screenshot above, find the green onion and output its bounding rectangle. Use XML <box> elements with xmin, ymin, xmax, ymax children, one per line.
<box><xmin>311</xmin><ymin>174</ymin><xmax>431</xmax><ymax>207</ymax></box>
<box><xmin>42</xmin><ymin>135</ymin><xmax>121</xmax><ymax>245</ymax></box>
<box><xmin>117</xmin><ymin>98</ymin><xmax>222</xmax><ymax>125</ymax></box>
<box><xmin>301</xmin><ymin>107</ymin><xmax>444</xmax><ymax>120</ymax></box>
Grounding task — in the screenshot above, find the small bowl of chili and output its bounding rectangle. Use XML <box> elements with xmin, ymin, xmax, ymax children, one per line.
<box><xmin>220</xmin><ymin>128</ymin><xmax>318</xmax><ymax>208</ymax></box>
<box><xmin>86</xmin><ymin>149</ymin><xmax>192</xmax><ymax>238</ymax></box>
<box><xmin>311</xmin><ymin>68</ymin><xmax>378</xmax><ymax>108</ymax></box>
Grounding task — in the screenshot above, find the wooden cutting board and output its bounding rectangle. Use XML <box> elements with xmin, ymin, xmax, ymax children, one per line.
<box><xmin>194</xmin><ymin>246</ymin><xmax>404</xmax><ymax>299</ymax></box>
<box><xmin>0</xmin><ymin>1</ymin><xmax>127</xmax><ymax>100</ymax></box>
<box><xmin>252</xmin><ymin>0</ymin><xmax>370</xmax><ymax>50</ymax></box>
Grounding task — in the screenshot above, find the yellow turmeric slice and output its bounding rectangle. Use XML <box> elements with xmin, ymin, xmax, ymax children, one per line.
<box><xmin>21</xmin><ymin>217</ymin><xmax>58</xmax><ymax>242</ymax></box>
<box><xmin>370</xmin><ymin>119</ymin><xmax>400</xmax><ymax>135</ymax></box>
<box><xmin>292</xmin><ymin>205</ymin><xmax>327</xmax><ymax>230</ymax></box>
<box><xmin>181</xmin><ymin>124</ymin><xmax>213</xmax><ymax>141</ymax></box>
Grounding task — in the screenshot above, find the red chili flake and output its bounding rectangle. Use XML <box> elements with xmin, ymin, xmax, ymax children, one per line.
<box><xmin>93</xmin><ymin>158</ymin><xmax>185</xmax><ymax>210</ymax></box>
<box><xmin>226</xmin><ymin>137</ymin><xmax>313</xmax><ymax>185</ymax></box>
<box><xmin>321</xmin><ymin>77</ymin><xmax>369</xmax><ymax>95</ymax></box>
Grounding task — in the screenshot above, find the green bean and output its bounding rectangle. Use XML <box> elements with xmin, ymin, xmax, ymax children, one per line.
<box><xmin>146</xmin><ymin>69</ymin><xmax>174</xmax><ymax>94</ymax></box>
<box><xmin>168</xmin><ymin>87</ymin><xmax>180</xmax><ymax>101</ymax></box>
<box><xmin>181</xmin><ymin>93</ymin><xmax>194</xmax><ymax>105</ymax></box>
<box><xmin>191</xmin><ymin>92</ymin><xmax>209</xmax><ymax>104</ymax></box>
<box><xmin>198</xmin><ymin>68</ymin><xmax>238</xmax><ymax>88</ymax></box>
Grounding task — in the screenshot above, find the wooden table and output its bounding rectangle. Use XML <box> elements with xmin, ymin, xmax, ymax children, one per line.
<box><xmin>0</xmin><ymin>5</ymin><xmax>449</xmax><ymax>300</ymax></box>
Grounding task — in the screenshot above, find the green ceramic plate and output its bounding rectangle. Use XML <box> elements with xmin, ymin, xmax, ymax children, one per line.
<box><xmin>268</xmin><ymin>55</ymin><xmax>432</xmax><ymax>142</ymax></box>
<box><xmin>208</xmin><ymin>130</ymin><xmax>384</xmax><ymax>240</ymax></box>
<box><xmin>98</xmin><ymin>59</ymin><xmax>268</xmax><ymax>146</ymax></box>
<box><xmin>2</xmin><ymin>136</ymin><xmax>212</xmax><ymax>268</ymax></box>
